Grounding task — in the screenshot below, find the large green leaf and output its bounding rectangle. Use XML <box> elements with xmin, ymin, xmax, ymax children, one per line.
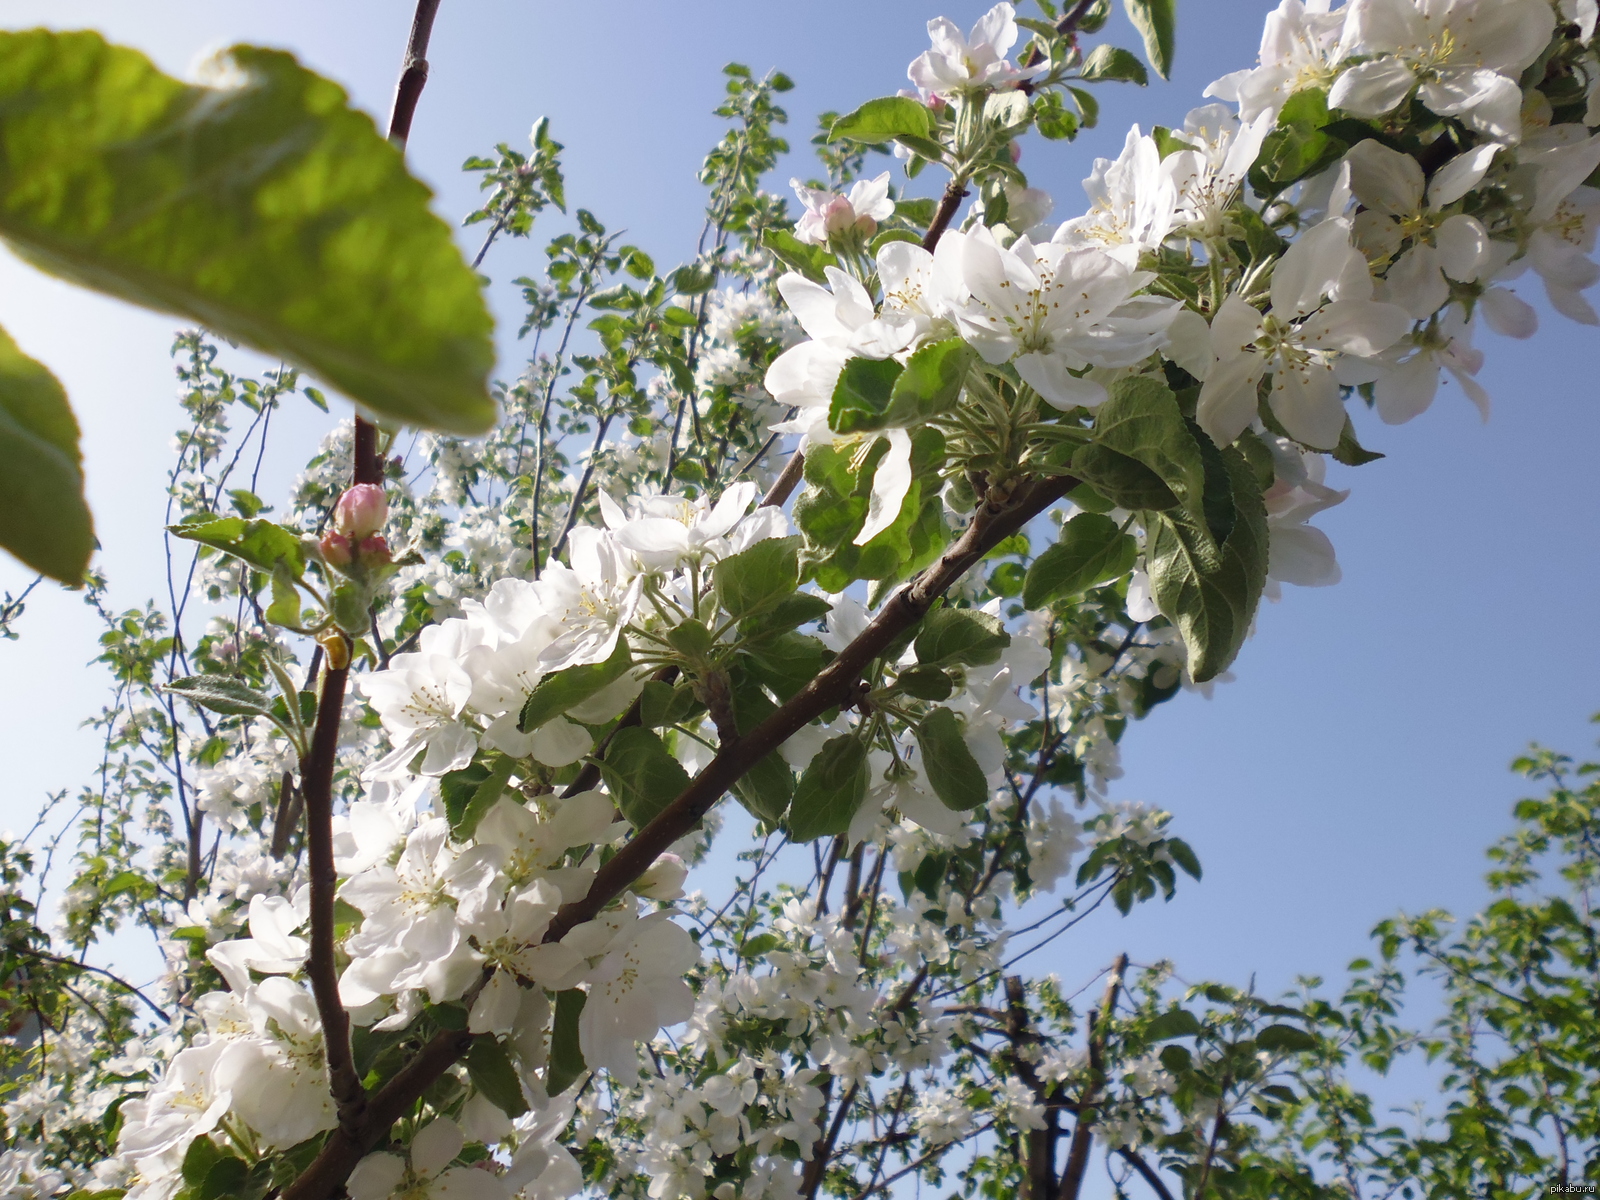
<box><xmin>914</xmin><ymin>607</ymin><xmax>1010</xmax><ymax>669</ymax></box>
<box><xmin>885</xmin><ymin>337</ymin><xmax>975</xmax><ymax>426</ymax></box>
<box><xmin>1090</xmin><ymin>376</ymin><xmax>1208</xmax><ymax>511</ymax></box>
<box><xmin>1123</xmin><ymin>0</ymin><xmax>1177</xmax><ymax>79</ymax></box>
<box><xmin>466</xmin><ymin>1035</ymin><xmax>529</xmax><ymax>1116</ymax></box>
<box><xmin>0</xmin><ymin>31</ymin><xmax>495</xmax><ymax>432</ymax></box>
<box><xmin>599</xmin><ymin>727</ymin><xmax>690</xmax><ymax>830</ymax></box>
<box><xmin>167</xmin><ymin>515</ymin><xmax>305</xmax><ymax>576</ymax></box>
<box><xmin>0</xmin><ymin>322</ymin><xmax>91</xmax><ymax>582</ymax></box>
<box><xmin>714</xmin><ymin>536</ymin><xmax>801</xmax><ymax>624</ymax></box>
<box><xmin>1022</xmin><ymin>513</ymin><xmax>1138</xmax><ymax>609</ymax></box>
<box><xmin>829</xmin><ymin>97</ymin><xmax>934</xmax><ymax>143</ymax></box>
<box><xmin>915</xmin><ymin>707</ymin><xmax>989</xmax><ymax>810</ymax></box>
<box><xmin>1144</xmin><ymin>447</ymin><xmax>1268</xmax><ymax>682</ymax></box>
<box><xmin>787</xmin><ymin>735</ymin><xmax>869</xmax><ymax>843</ymax></box>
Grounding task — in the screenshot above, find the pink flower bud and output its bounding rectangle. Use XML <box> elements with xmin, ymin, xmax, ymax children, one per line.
<box><xmin>332</xmin><ymin>484</ymin><xmax>387</xmax><ymax>540</ymax></box>
<box><xmin>1009</xmin><ymin>141</ymin><xmax>1023</xmax><ymax>164</ymax></box>
<box><xmin>928</xmin><ymin>94</ymin><xmax>947</xmax><ymax>114</ymax></box>
<box><xmin>357</xmin><ymin>535</ymin><xmax>391</xmax><ymax>566</ymax></box>
<box><xmin>319</xmin><ymin>532</ymin><xmax>353</xmax><ymax>568</ymax></box>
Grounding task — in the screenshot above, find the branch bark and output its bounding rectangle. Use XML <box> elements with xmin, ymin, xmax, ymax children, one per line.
<box><xmin>284</xmin><ymin>470</ymin><xmax>1076</xmax><ymax>1199</ymax></box>
<box><xmin>1056</xmin><ymin>952</ymin><xmax>1129</xmax><ymax>1200</ymax></box>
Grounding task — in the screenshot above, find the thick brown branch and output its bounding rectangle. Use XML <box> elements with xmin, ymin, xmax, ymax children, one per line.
<box><xmin>1056</xmin><ymin>953</ymin><xmax>1129</xmax><ymax>1200</ymax></box>
<box><xmin>301</xmin><ymin>645</ymin><xmax>365</xmax><ymax>1133</ymax></box>
<box><xmin>1006</xmin><ymin>975</ymin><xmax>1059</xmax><ymax>1200</ymax></box>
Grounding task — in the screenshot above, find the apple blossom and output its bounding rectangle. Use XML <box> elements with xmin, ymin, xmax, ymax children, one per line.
<box><xmin>791</xmin><ymin>171</ymin><xmax>895</xmax><ymax>246</ymax></box>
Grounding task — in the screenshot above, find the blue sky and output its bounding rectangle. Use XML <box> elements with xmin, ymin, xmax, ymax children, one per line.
<box><xmin>2</xmin><ymin>0</ymin><xmax>1596</xmax><ymax>1139</ymax></box>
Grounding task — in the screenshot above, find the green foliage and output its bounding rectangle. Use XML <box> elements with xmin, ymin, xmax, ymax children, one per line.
<box><xmin>828</xmin><ymin>97</ymin><xmax>934</xmax><ymax>143</ymax></box>
<box><xmin>599</xmin><ymin>727</ymin><xmax>691</xmax><ymax>830</ymax></box>
<box><xmin>0</xmin><ymin>324</ymin><xmax>91</xmax><ymax>584</ymax></box>
<box><xmin>0</xmin><ymin>31</ymin><xmax>496</xmax><ymax>432</ymax></box>
<box><xmin>1123</xmin><ymin>0</ymin><xmax>1177</xmax><ymax>78</ymax></box>
<box><xmin>167</xmin><ymin>515</ymin><xmax>305</xmax><ymax>577</ymax></box>
<box><xmin>1022</xmin><ymin>513</ymin><xmax>1137</xmax><ymax>609</ymax></box>
<box><xmin>714</xmin><ymin>537</ymin><xmax>801</xmax><ymax>623</ymax></box>
<box><xmin>546</xmin><ymin>989</ymin><xmax>588</xmax><ymax>1096</ymax></box>
<box><xmin>467</xmin><ymin>1036</ymin><xmax>530</xmax><ymax>1116</ymax></box>
<box><xmin>787</xmin><ymin>735</ymin><xmax>868</xmax><ymax>842</ymax></box>
<box><xmin>519</xmin><ymin>639</ymin><xmax>634</xmax><ymax>732</ymax></box>
<box><xmin>915</xmin><ymin>707</ymin><xmax>989</xmax><ymax>810</ymax></box>
<box><xmin>914</xmin><ymin>606</ymin><xmax>1010</xmax><ymax>669</ymax></box>
<box><xmin>1077</xmin><ymin>44</ymin><xmax>1149</xmax><ymax>85</ymax></box>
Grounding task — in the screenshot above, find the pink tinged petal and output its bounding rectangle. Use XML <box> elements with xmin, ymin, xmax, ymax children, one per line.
<box><xmin>468</xmin><ymin>970</ymin><xmax>522</xmax><ymax>1037</ymax></box>
<box><xmin>1328</xmin><ymin>57</ymin><xmax>1416</xmax><ymax>118</ymax></box>
<box><xmin>1435</xmin><ymin>215</ymin><xmax>1489</xmax><ymax>282</ymax></box>
<box><xmin>1299</xmin><ymin>299</ymin><xmax>1413</xmax><ymax>356</ymax></box>
<box><xmin>1383</xmin><ymin>243</ymin><xmax>1449</xmax><ymax>320</ymax></box>
<box><xmin>854</xmin><ymin>429</ymin><xmax>913</xmax><ymax>547</ymax></box>
<box><xmin>1268</xmin><ymin>360</ymin><xmax>1345</xmax><ymax>449</ymax></box>
<box><xmin>1428</xmin><ymin>144</ymin><xmax>1498</xmax><ymax>208</ymax></box>
<box><xmin>1419</xmin><ymin>70</ymin><xmax>1522</xmax><ymax>143</ymax></box>
<box><xmin>1342</xmin><ymin>139</ymin><xmax>1424</xmax><ymax>218</ymax></box>
<box><xmin>1015</xmin><ymin>353</ymin><xmax>1109</xmax><ymax>411</ymax></box>
<box><xmin>1268</xmin><ymin>523</ymin><xmax>1342</xmax><ymax>586</ymax></box>
<box><xmin>1480</xmin><ymin>287</ymin><xmax>1538</xmax><ymax>338</ymax></box>
<box><xmin>1373</xmin><ymin>353</ymin><xmax>1440</xmax><ymax>424</ymax></box>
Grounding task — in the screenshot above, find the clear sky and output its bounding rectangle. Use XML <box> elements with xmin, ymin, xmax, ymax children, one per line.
<box><xmin>2</xmin><ymin>0</ymin><xmax>1597</xmax><ymax>1135</ymax></box>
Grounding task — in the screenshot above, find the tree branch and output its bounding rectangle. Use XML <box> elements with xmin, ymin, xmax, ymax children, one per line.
<box><xmin>284</xmin><ymin>471</ymin><xmax>1076</xmax><ymax>1198</ymax></box>
<box><xmin>1117</xmin><ymin>1146</ymin><xmax>1178</xmax><ymax>1200</ymax></box>
<box><xmin>1056</xmin><ymin>952</ymin><xmax>1129</xmax><ymax>1200</ymax></box>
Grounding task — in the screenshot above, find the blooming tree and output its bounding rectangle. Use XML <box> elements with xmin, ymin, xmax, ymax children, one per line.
<box><xmin>0</xmin><ymin>1</ymin><xmax>1598</xmax><ymax>1199</ymax></box>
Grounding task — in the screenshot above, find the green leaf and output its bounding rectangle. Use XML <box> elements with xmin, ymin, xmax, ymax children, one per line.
<box><xmin>1078</xmin><ymin>44</ymin><xmax>1149</xmax><ymax>85</ymax></box>
<box><xmin>1122</xmin><ymin>0</ymin><xmax>1176</xmax><ymax>78</ymax></box>
<box><xmin>0</xmin><ymin>323</ymin><xmax>91</xmax><ymax>583</ymax></box>
<box><xmin>263</xmin><ymin>559</ymin><xmax>303</xmax><ymax>628</ymax></box>
<box><xmin>787</xmin><ymin>735</ymin><xmax>869</xmax><ymax>842</ymax></box>
<box><xmin>0</xmin><ymin>32</ymin><xmax>495</xmax><ymax>432</ymax></box>
<box><xmin>741</xmin><ymin>592</ymin><xmax>832</xmax><ymax>639</ymax></box>
<box><xmin>182</xmin><ymin>1138</ymin><xmax>225</xmax><ymax>1189</ymax></box>
<box><xmin>197</xmin><ymin>1157</ymin><xmax>249</xmax><ymax>1200</ymax></box>
<box><xmin>828</xmin><ymin>356</ymin><xmax>905</xmax><ymax>434</ymax></box>
<box><xmin>761</xmin><ymin>228</ymin><xmax>838</xmax><ymax>283</ymax></box>
<box><xmin>885</xmin><ymin>338</ymin><xmax>975</xmax><ymax>425</ymax></box>
<box><xmin>1254</xmin><ymin>1024</ymin><xmax>1318</xmax><ymax>1054</ymax></box>
<box><xmin>1145</xmin><ymin>1008</ymin><xmax>1202</xmax><ymax>1041</ymax></box>
<box><xmin>895</xmin><ymin>665</ymin><xmax>953</xmax><ymax>701</ymax></box>
<box><xmin>449</xmin><ymin>754</ymin><xmax>515</xmax><ymax>840</ymax></box>
<box><xmin>467</xmin><ymin>1035</ymin><xmax>529</xmax><ymax>1116</ymax></box>
<box><xmin>742</xmin><ymin>632</ymin><xmax>834</xmax><ymax>702</ymax></box>
<box><xmin>1091</xmin><ymin>375</ymin><xmax>1208</xmax><ymax>510</ymax></box>
<box><xmin>599</xmin><ymin>727</ymin><xmax>690</xmax><ymax>830</ymax></box>
<box><xmin>163</xmin><ymin>674</ymin><xmax>277</xmax><ymax>720</ymax></box>
<box><xmin>1144</xmin><ymin>447</ymin><xmax>1268</xmax><ymax>682</ymax></box>
<box><xmin>1332</xmin><ymin>418</ymin><xmax>1385</xmax><ymax>466</ymax></box>
<box><xmin>439</xmin><ymin>759</ymin><xmax>491</xmax><ymax>830</ymax></box>
<box><xmin>1032</xmin><ymin>91</ymin><xmax>1080</xmax><ymax>141</ymax></box>
<box><xmin>1023</xmin><ymin>513</ymin><xmax>1137</xmax><ymax>609</ymax></box>
<box><xmin>728</xmin><ymin>672</ymin><xmax>794</xmax><ymax>823</ymax></box>
<box><xmin>914</xmin><ymin>607</ymin><xmax>1010</xmax><ymax>668</ymax></box>
<box><xmin>519</xmin><ymin>638</ymin><xmax>633</xmax><ymax>732</ymax></box>
<box><xmin>546</xmin><ymin>989</ymin><xmax>587</xmax><ymax>1096</ymax></box>
<box><xmin>714</xmin><ymin>536</ymin><xmax>801</xmax><ymax>623</ymax></box>
<box><xmin>329</xmin><ymin>581</ymin><xmax>369</xmax><ymax>635</ymax></box>
<box><xmin>1069</xmin><ymin>444</ymin><xmax>1178</xmax><ymax>510</ymax></box>
<box><xmin>637</xmin><ymin>680</ymin><xmax>703</xmax><ymax>729</ymax></box>
<box><xmin>829</xmin><ymin>96</ymin><xmax>934</xmax><ymax>143</ymax></box>
<box><xmin>1165</xmin><ymin>836</ymin><xmax>1202</xmax><ymax>879</ymax></box>
<box><xmin>915</xmin><ymin>707</ymin><xmax>989</xmax><ymax>810</ymax></box>
<box><xmin>168</xmin><ymin>516</ymin><xmax>305</xmax><ymax>576</ymax></box>
<box><xmin>1253</xmin><ymin>88</ymin><xmax>1347</xmax><ymax>189</ymax></box>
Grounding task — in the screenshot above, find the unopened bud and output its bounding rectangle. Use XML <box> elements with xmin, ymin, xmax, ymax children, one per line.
<box><xmin>332</xmin><ymin>484</ymin><xmax>387</xmax><ymax>540</ymax></box>
<box><xmin>319</xmin><ymin>531</ymin><xmax>353</xmax><ymax>567</ymax></box>
<box><xmin>357</xmin><ymin>534</ymin><xmax>391</xmax><ymax>565</ymax></box>
<box><xmin>1009</xmin><ymin>141</ymin><xmax>1022</xmax><ymax>164</ymax></box>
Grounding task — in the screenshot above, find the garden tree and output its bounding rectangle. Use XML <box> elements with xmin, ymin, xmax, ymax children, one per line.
<box><xmin>0</xmin><ymin>0</ymin><xmax>1596</xmax><ymax>1199</ymax></box>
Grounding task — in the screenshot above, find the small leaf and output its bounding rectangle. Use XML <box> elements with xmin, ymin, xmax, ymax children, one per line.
<box><xmin>263</xmin><ymin>559</ymin><xmax>303</xmax><ymax>628</ymax></box>
<box><xmin>1078</xmin><ymin>44</ymin><xmax>1148</xmax><ymax>84</ymax></box>
<box><xmin>451</xmin><ymin>755</ymin><xmax>515</xmax><ymax>840</ymax></box>
<box><xmin>168</xmin><ymin>516</ymin><xmax>305</xmax><ymax>576</ymax></box>
<box><xmin>0</xmin><ymin>322</ymin><xmax>92</xmax><ymax>583</ymax></box>
<box><xmin>828</xmin><ymin>356</ymin><xmax>904</xmax><ymax>434</ymax></box>
<box><xmin>467</xmin><ymin>1036</ymin><xmax>529</xmax><ymax>1116</ymax></box>
<box><xmin>915</xmin><ymin>707</ymin><xmax>989</xmax><ymax>810</ymax></box>
<box><xmin>1022</xmin><ymin>513</ymin><xmax>1137</xmax><ymax>609</ymax></box>
<box><xmin>1255</xmin><ymin>1024</ymin><xmax>1318</xmax><ymax>1054</ymax></box>
<box><xmin>599</xmin><ymin>727</ymin><xmax>690</xmax><ymax>830</ymax></box>
<box><xmin>885</xmin><ymin>337</ymin><xmax>975</xmax><ymax>425</ymax></box>
<box><xmin>1145</xmin><ymin>1008</ymin><xmax>1202</xmax><ymax>1041</ymax></box>
<box><xmin>714</xmin><ymin>536</ymin><xmax>802</xmax><ymax>624</ymax></box>
<box><xmin>787</xmin><ymin>735</ymin><xmax>869</xmax><ymax>842</ymax></box>
<box><xmin>0</xmin><ymin>32</ymin><xmax>496</xmax><ymax>432</ymax></box>
<box><xmin>914</xmin><ymin>607</ymin><xmax>1010</xmax><ymax>668</ymax></box>
<box><xmin>761</xmin><ymin>228</ymin><xmax>838</xmax><ymax>283</ymax></box>
<box><xmin>546</xmin><ymin>989</ymin><xmax>587</xmax><ymax>1096</ymax></box>
<box><xmin>1333</xmin><ymin>418</ymin><xmax>1385</xmax><ymax>466</ymax></box>
<box><xmin>895</xmin><ymin>665</ymin><xmax>953</xmax><ymax>701</ymax></box>
<box><xmin>829</xmin><ymin>96</ymin><xmax>934</xmax><ymax>143</ymax></box>
<box><xmin>163</xmin><ymin>674</ymin><xmax>277</xmax><ymax>720</ymax></box>
<box><xmin>1165</xmin><ymin>836</ymin><xmax>1202</xmax><ymax>880</ymax></box>
<box><xmin>1122</xmin><ymin>0</ymin><xmax>1176</xmax><ymax>78</ymax></box>
<box><xmin>519</xmin><ymin>638</ymin><xmax>633</xmax><ymax>732</ymax></box>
